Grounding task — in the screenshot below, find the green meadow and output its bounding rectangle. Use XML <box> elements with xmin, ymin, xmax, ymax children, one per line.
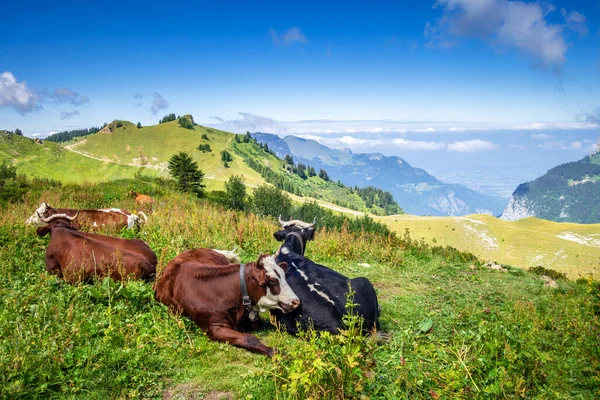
<box><xmin>1</xmin><ymin>178</ymin><xmax>598</xmax><ymax>398</ymax></box>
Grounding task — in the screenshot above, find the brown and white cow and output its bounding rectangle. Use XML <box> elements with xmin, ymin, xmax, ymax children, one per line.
<box><xmin>26</xmin><ymin>203</ymin><xmax>147</xmax><ymax>230</ymax></box>
<box><xmin>36</xmin><ymin>213</ymin><xmax>157</xmax><ymax>284</ymax></box>
<box><xmin>154</xmin><ymin>248</ymin><xmax>300</xmax><ymax>357</ymax></box>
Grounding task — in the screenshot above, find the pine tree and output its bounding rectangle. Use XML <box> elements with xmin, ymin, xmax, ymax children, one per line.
<box><xmin>167</xmin><ymin>152</ymin><xmax>205</xmax><ymax>197</ymax></box>
<box><xmin>224</xmin><ymin>175</ymin><xmax>247</xmax><ymax>210</ymax></box>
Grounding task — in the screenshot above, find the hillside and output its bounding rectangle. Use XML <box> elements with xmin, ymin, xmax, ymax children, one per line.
<box><xmin>382</xmin><ymin>213</ymin><xmax>600</xmax><ymax>278</ymax></box>
<box><xmin>2</xmin><ymin>178</ymin><xmax>599</xmax><ymax>398</ymax></box>
<box><xmin>252</xmin><ymin>132</ymin><xmax>507</xmax><ymax>216</ymax></box>
<box><xmin>0</xmin><ymin>131</ymin><xmax>153</xmax><ymax>182</ymax></box>
<box><xmin>502</xmin><ymin>152</ymin><xmax>600</xmax><ymax>224</ymax></box>
<box><xmin>1</xmin><ymin>121</ymin><xmax>400</xmax><ymax>216</ymax></box>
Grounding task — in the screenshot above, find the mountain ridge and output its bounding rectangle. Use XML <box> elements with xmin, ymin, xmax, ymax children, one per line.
<box><xmin>252</xmin><ymin>132</ymin><xmax>506</xmax><ymax>216</ymax></box>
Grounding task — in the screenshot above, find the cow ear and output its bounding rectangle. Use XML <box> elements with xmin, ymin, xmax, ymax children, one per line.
<box><xmin>278</xmin><ymin>261</ymin><xmax>288</xmax><ymax>272</ymax></box>
<box><xmin>256</xmin><ymin>255</ymin><xmax>266</xmax><ymax>270</ymax></box>
<box><xmin>36</xmin><ymin>225</ymin><xmax>51</xmax><ymax>237</ymax></box>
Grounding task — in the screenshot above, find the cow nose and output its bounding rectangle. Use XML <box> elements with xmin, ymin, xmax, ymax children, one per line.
<box><xmin>290</xmin><ymin>298</ymin><xmax>300</xmax><ymax>309</ymax></box>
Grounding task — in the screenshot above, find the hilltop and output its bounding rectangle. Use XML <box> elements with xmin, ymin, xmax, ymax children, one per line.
<box><xmin>252</xmin><ymin>132</ymin><xmax>507</xmax><ymax>216</ymax></box>
<box><xmin>502</xmin><ymin>152</ymin><xmax>600</xmax><ymax>224</ymax></box>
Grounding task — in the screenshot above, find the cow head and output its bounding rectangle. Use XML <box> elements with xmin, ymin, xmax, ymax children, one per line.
<box><xmin>130</xmin><ymin>190</ymin><xmax>138</xmax><ymax>198</ymax></box>
<box><xmin>250</xmin><ymin>255</ymin><xmax>300</xmax><ymax>313</ymax></box>
<box><xmin>273</xmin><ymin>217</ymin><xmax>316</xmax><ymax>256</ymax></box>
<box><xmin>35</xmin><ymin>212</ymin><xmax>81</xmax><ymax>236</ymax></box>
<box><xmin>26</xmin><ymin>202</ymin><xmax>50</xmax><ymax>225</ymax></box>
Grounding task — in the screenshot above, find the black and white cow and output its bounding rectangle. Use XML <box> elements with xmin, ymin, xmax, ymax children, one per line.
<box><xmin>271</xmin><ymin>217</ymin><xmax>380</xmax><ymax>334</ymax></box>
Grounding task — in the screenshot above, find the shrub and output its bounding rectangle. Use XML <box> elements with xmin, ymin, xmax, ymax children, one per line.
<box><xmin>224</xmin><ymin>175</ymin><xmax>247</xmax><ymax>211</ymax></box>
<box><xmin>178</xmin><ymin>116</ymin><xmax>194</xmax><ymax>130</ymax></box>
<box><xmin>252</xmin><ymin>184</ymin><xmax>292</xmax><ymax>218</ymax></box>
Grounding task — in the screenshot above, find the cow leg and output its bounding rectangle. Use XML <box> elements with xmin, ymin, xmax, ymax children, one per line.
<box><xmin>207</xmin><ymin>325</ymin><xmax>275</xmax><ymax>357</ymax></box>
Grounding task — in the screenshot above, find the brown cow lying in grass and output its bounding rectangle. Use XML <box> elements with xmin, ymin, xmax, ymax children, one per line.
<box><xmin>26</xmin><ymin>202</ymin><xmax>147</xmax><ymax>230</ymax></box>
<box><xmin>37</xmin><ymin>213</ymin><xmax>157</xmax><ymax>284</ymax></box>
<box><xmin>130</xmin><ymin>190</ymin><xmax>155</xmax><ymax>208</ymax></box>
<box><xmin>155</xmin><ymin>248</ymin><xmax>300</xmax><ymax>356</ymax></box>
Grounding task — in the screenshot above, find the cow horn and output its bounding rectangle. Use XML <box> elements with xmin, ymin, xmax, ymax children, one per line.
<box><xmin>278</xmin><ymin>215</ymin><xmax>286</xmax><ymax>227</ymax></box>
<box><xmin>311</xmin><ymin>217</ymin><xmax>316</xmax><ymax>226</ymax></box>
<box><xmin>37</xmin><ymin>211</ymin><xmax>79</xmax><ymax>223</ymax></box>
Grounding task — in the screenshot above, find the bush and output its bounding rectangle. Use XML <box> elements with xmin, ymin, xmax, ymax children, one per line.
<box><xmin>167</xmin><ymin>152</ymin><xmax>205</xmax><ymax>197</ymax></box>
<box><xmin>252</xmin><ymin>184</ymin><xmax>292</xmax><ymax>218</ymax></box>
<box><xmin>224</xmin><ymin>175</ymin><xmax>247</xmax><ymax>211</ymax></box>
<box><xmin>178</xmin><ymin>116</ymin><xmax>194</xmax><ymax>130</ymax></box>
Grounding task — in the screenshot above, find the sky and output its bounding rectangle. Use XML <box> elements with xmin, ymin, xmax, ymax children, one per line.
<box><xmin>1</xmin><ymin>0</ymin><xmax>599</xmax><ymax>198</ymax></box>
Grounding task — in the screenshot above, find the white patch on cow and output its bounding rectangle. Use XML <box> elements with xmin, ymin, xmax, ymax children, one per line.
<box><xmin>280</xmin><ymin>246</ymin><xmax>290</xmax><ymax>255</ymax></box>
<box><xmin>256</xmin><ymin>256</ymin><xmax>299</xmax><ymax>313</ymax></box>
<box><xmin>93</xmin><ymin>221</ymin><xmax>98</xmax><ymax>227</ymax></box>
<box><xmin>26</xmin><ymin>202</ymin><xmax>48</xmax><ymax>225</ymax></box>
<box><xmin>126</xmin><ymin>214</ymin><xmax>137</xmax><ymax>229</ymax></box>
<box><xmin>308</xmin><ymin>284</ymin><xmax>335</xmax><ymax>305</ymax></box>
<box><xmin>291</xmin><ymin>262</ymin><xmax>334</xmax><ymax>305</ymax></box>
<box><xmin>212</xmin><ymin>249</ymin><xmax>241</xmax><ymax>263</ymax></box>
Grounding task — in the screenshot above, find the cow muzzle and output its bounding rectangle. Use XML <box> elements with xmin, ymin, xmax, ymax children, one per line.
<box><xmin>278</xmin><ymin>298</ymin><xmax>300</xmax><ymax>313</ymax></box>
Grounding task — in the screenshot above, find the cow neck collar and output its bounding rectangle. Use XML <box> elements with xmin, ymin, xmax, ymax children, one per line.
<box><xmin>239</xmin><ymin>263</ymin><xmax>260</xmax><ymax>322</ymax></box>
<box><xmin>284</xmin><ymin>231</ymin><xmax>305</xmax><ymax>256</ymax></box>
<box><xmin>239</xmin><ymin>263</ymin><xmax>252</xmax><ymax>309</ymax></box>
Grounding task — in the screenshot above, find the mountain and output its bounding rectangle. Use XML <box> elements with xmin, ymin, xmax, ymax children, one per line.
<box><xmin>501</xmin><ymin>152</ymin><xmax>600</xmax><ymax>224</ymax></box>
<box><xmin>252</xmin><ymin>133</ymin><xmax>506</xmax><ymax>216</ymax></box>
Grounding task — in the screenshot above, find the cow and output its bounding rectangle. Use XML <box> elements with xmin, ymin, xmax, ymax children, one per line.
<box><xmin>154</xmin><ymin>248</ymin><xmax>300</xmax><ymax>357</ymax></box>
<box><xmin>26</xmin><ymin>202</ymin><xmax>147</xmax><ymax>230</ymax></box>
<box><xmin>271</xmin><ymin>217</ymin><xmax>380</xmax><ymax>335</ymax></box>
<box><xmin>36</xmin><ymin>213</ymin><xmax>157</xmax><ymax>284</ymax></box>
<box><xmin>130</xmin><ymin>190</ymin><xmax>155</xmax><ymax>207</ymax></box>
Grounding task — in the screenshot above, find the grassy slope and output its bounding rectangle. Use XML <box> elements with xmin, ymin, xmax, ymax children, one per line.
<box><xmin>1</xmin><ymin>180</ymin><xmax>598</xmax><ymax>398</ymax></box>
<box><xmin>382</xmin><ymin>213</ymin><xmax>600</xmax><ymax>278</ymax></box>
<box><xmin>0</xmin><ymin>133</ymin><xmax>152</xmax><ymax>182</ymax></box>
<box><xmin>65</xmin><ymin>121</ymin><xmax>265</xmax><ymax>190</ymax></box>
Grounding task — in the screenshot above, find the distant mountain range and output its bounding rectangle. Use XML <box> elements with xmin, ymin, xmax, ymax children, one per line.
<box><xmin>501</xmin><ymin>152</ymin><xmax>600</xmax><ymax>224</ymax></box>
<box><xmin>252</xmin><ymin>133</ymin><xmax>507</xmax><ymax>216</ymax></box>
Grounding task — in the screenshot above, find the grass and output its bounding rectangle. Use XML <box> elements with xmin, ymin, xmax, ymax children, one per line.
<box><xmin>1</xmin><ymin>178</ymin><xmax>599</xmax><ymax>398</ymax></box>
<box><xmin>382</xmin><ymin>213</ymin><xmax>600</xmax><ymax>279</ymax></box>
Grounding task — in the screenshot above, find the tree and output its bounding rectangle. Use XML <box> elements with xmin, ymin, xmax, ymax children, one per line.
<box><xmin>197</xmin><ymin>143</ymin><xmax>211</xmax><ymax>152</ymax></box>
<box><xmin>14</xmin><ymin>129</ymin><xmax>23</xmax><ymax>136</ymax></box>
<box><xmin>178</xmin><ymin>116</ymin><xmax>194</xmax><ymax>130</ymax></box>
<box><xmin>137</xmin><ymin>122</ymin><xmax>142</xmax><ymax>129</ymax></box>
<box><xmin>224</xmin><ymin>175</ymin><xmax>247</xmax><ymax>210</ymax></box>
<box><xmin>160</xmin><ymin>113</ymin><xmax>177</xmax><ymax>124</ymax></box>
<box><xmin>244</xmin><ymin>132</ymin><xmax>252</xmax><ymax>143</ymax></box>
<box><xmin>284</xmin><ymin>154</ymin><xmax>294</xmax><ymax>165</ymax></box>
<box><xmin>202</xmin><ymin>133</ymin><xmax>210</xmax><ymax>140</ymax></box>
<box><xmin>234</xmin><ymin>134</ymin><xmax>240</xmax><ymax>143</ymax></box>
<box><xmin>221</xmin><ymin>150</ymin><xmax>233</xmax><ymax>165</ymax></box>
<box><xmin>319</xmin><ymin>168</ymin><xmax>329</xmax><ymax>181</ymax></box>
<box><xmin>167</xmin><ymin>152</ymin><xmax>205</xmax><ymax>196</ymax></box>
<box><xmin>252</xmin><ymin>184</ymin><xmax>292</xmax><ymax>218</ymax></box>
<box><xmin>307</xmin><ymin>166</ymin><xmax>316</xmax><ymax>177</ymax></box>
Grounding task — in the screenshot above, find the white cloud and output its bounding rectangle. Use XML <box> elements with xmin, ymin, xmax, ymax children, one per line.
<box><xmin>0</xmin><ymin>71</ymin><xmax>41</xmax><ymax>114</ymax></box>
<box><xmin>269</xmin><ymin>27</ymin><xmax>308</xmax><ymax>46</ymax></box>
<box><xmin>538</xmin><ymin>140</ymin><xmax>590</xmax><ymax>150</ymax></box>
<box><xmin>531</xmin><ymin>133</ymin><xmax>553</xmax><ymax>139</ymax></box>
<box><xmin>414</xmin><ymin>127</ymin><xmax>436</xmax><ymax>133</ymax></box>
<box><xmin>427</xmin><ymin>0</ymin><xmax>587</xmax><ymax>67</ymax></box>
<box><xmin>391</xmin><ymin>138</ymin><xmax>446</xmax><ymax>150</ymax></box>
<box><xmin>60</xmin><ymin>110</ymin><xmax>80</xmax><ymax>120</ymax></box>
<box><xmin>43</xmin><ymin>88</ymin><xmax>89</xmax><ymax>106</ymax></box>
<box><xmin>211</xmin><ymin>112</ymin><xmax>288</xmax><ymax>134</ymax></box>
<box><xmin>149</xmin><ymin>92</ymin><xmax>169</xmax><ymax>115</ymax></box>
<box><xmin>447</xmin><ymin>139</ymin><xmax>496</xmax><ymax>152</ymax></box>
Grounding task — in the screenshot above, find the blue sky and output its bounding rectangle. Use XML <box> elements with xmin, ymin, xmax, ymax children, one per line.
<box><xmin>1</xmin><ymin>0</ymin><xmax>599</xmax><ymax>197</ymax></box>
